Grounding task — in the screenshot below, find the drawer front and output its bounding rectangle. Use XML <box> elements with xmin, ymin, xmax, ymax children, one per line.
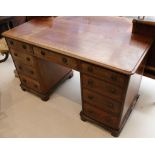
<box><xmin>81</xmin><ymin>62</ymin><xmax>126</xmax><ymax>87</ymax></box>
<box><xmin>82</xmin><ymin>75</ymin><xmax>123</xmax><ymax>102</ymax></box>
<box><xmin>33</xmin><ymin>47</ymin><xmax>79</xmax><ymax>70</ymax></box>
<box><xmin>83</xmin><ymin>89</ymin><xmax>121</xmax><ymax>115</ymax></box>
<box><xmin>20</xmin><ymin>75</ymin><xmax>41</xmax><ymax>92</ymax></box>
<box><xmin>10</xmin><ymin>49</ymin><xmax>35</xmax><ymax>66</ymax></box>
<box><xmin>16</xmin><ymin>62</ymin><xmax>38</xmax><ymax>80</ymax></box>
<box><xmin>83</xmin><ymin>103</ymin><xmax>119</xmax><ymax>128</ymax></box>
<box><xmin>7</xmin><ymin>38</ymin><xmax>33</xmax><ymax>54</ymax></box>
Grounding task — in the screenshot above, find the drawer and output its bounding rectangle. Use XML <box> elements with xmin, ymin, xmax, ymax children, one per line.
<box><xmin>33</xmin><ymin>47</ymin><xmax>79</xmax><ymax>70</ymax></box>
<box><xmin>83</xmin><ymin>103</ymin><xmax>119</xmax><ymax>128</ymax></box>
<box><xmin>7</xmin><ymin>38</ymin><xmax>33</xmax><ymax>55</ymax></box>
<box><xmin>10</xmin><ymin>49</ymin><xmax>35</xmax><ymax>66</ymax></box>
<box><xmin>83</xmin><ymin>89</ymin><xmax>121</xmax><ymax>115</ymax></box>
<box><xmin>82</xmin><ymin>74</ymin><xmax>123</xmax><ymax>102</ymax></box>
<box><xmin>20</xmin><ymin>75</ymin><xmax>41</xmax><ymax>92</ymax></box>
<box><xmin>15</xmin><ymin>62</ymin><xmax>38</xmax><ymax>80</ymax></box>
<box><xmin>81</xmin><ymin>62</ymin><xmax>127</xmax><ymax>87</ymax></box>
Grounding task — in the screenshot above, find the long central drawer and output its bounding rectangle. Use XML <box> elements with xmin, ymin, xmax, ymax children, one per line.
<box><xmin>33</xmin><ymin>47</ymin><xmax>79</xmax><ymax>70</ymax></box>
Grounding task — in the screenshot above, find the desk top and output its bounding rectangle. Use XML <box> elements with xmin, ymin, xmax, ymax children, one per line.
<box><xmin>3</xmin><ymin>16</ymin><xmax>152</xmax><ymax>75</ymax></box>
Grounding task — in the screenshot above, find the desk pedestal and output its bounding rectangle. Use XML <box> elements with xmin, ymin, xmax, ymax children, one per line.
<box><xmin>80</xmin><ymin>60</ymin><xmax>144</xmax><ymax>137</ymax></box>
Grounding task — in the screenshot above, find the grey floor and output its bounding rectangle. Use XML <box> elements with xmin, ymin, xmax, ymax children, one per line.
<box><xmin>0</xmin><ymin>56</ymin><xmax>155</xmax><ymax>137</ymax></box>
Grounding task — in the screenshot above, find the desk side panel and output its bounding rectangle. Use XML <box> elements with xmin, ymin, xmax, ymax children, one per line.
<box><xmin>120</xmin><ymin>56</ymin><xmax>146</xmax><ymax>126</ymax></box>
<box><xmin>36</xmin><ymin>58</ymin><xmax>72</xmax><ymax>93</ymax></box>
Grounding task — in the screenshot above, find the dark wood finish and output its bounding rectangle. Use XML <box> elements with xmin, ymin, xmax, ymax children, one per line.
<box><xmin>132</xmin><ymin>18</ymin><xmax>155</xmax><ymax>38</ymax></box>
<box><xmin>15</xmin><ymin>62</ymin><xmax>38</xmax><ymax>80</ymax></box>
<box><xmin>132</xmin><ymin>18</ymin><xmax>155</xmax><ymax>79</ymax></box>
<box><xmin>7</xmin><ymin>38</ymin><xmax>33</xmax><ymax>54</ymax></box>
<box><xmin>2</xmin><ymin>17</ymin><xmax>152</xmax><ymax>74</ymax></box>
<box><xmin>144</xmin><ymin>41</ymin><xmax>155</xmax><ymax>78</ymax></box>
<box><xmin>20</xmin><ymin>74</ymin><xmax>41</xmax><ymax>92</ymax></box>
<box><xmin>83</xmin><ymin>103</ymin><xmax>119</xmax><ymax>128</ymax></box>
<box><xmin>3</xmin><ymin>17</ymin><xmax>152</xmax><ymax>137</ymax></box>
<box><xmin>10</xmin><ymin>49</ymin><xmax>35</xmax><ymax>66</ymax></box>
<box><xmin>81</xmin><ymin>62</ymin><xmax>127</xmax><ymax>87</ymax></box>
<box><xmin>80</xmin><ymin>94</ymin><xmax>139</xmax><ymax>137</ymax></box>
<box><xmin>80</xmin><ymin>56</ymin><xmax>145</xmax><ymax>136</ymax></box>
<box><xmin>82</xmin><ymin>88</ymin><xmax>122</xmax><ymax>115</ymax></box>
<box><xmin>82</xmin><ymin>74</ymin><xmax>124</xmax><ymax>102</ymax></box>
<box><xmin>35</xmin><ymin>59</ymin><xmax>72</xmax><ymax>93</ymax></box>
<box><xmin>20</xmin><ymin>70</ymin><xmax>73</xmax><ymax>101</ymax></box>
<box><xmin>6</xmin><ymin>37</ymin><xmax>73</xmax><ymax>101</ymax></box>
<box><xmin>33</xmin><ymin>47</ymin><xmax>79</xmax><ymax>71</ymax></box>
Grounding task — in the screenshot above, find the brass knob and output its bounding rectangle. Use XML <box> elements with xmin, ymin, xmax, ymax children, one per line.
<box><xmin>34</xmin><ymin>84</ymin><xmax>38</xmax><ymax>88</ymax></box>
<box><xmin>23</xmin><ymin>79</ymin><xmax>27</xmax><ymax>83</ymax></box>
<box><xmin>10</xmin><ymin>40</ymin><xmax>14</xmax><ymax>45</ymax></box>
<box><xmin>62</xmin><ymin>57</ymin><xmax>68</xmax><ymax>64</ymax></box>
<box><xmin>19</xmin><ymin>66</ymin><xmax>22</xmax><ymax>70</ymax></box>
<box><xmin>110</xmin><ymin>88</ymin><xmax>116</xmax><ymax>94</ymax></box>
<box><xmin>88</xmin><ymin>95</ymin><xmax>94</xmax><ymax>100</ymax></box>
<box><xmin>87</xmin><ymin>66</ymin><xmax>93</xmax><ymax>72</ymax></box>
<box><xmin>14</xmin><ymin>53</ymin><xmax>18</xmax><ymax>57</ymax></box>
<box><xmin>26</xmin><ymin>57</ymin><xmax>30</xmax><ymax>61</ymax></box>
<box><xmin>22</xmin><ymin>44</ymin><xmax>27</xmax><ymax>49</ymax></box>
<box><xmin>41</xmin><ymin>50</ymin><xmax>45</xmax><ymax>56</ymax></box>
<box><xmin>111</xmin><ymin>75</ymin><xmax>117</xmax><ymax>81</ymax></box>
<box><xmin>30</xmin><ymin>70</ymin><xmax>34</xmax><ymax>74</ymax></box>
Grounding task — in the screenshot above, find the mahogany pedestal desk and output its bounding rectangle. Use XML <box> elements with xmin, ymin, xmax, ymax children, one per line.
<box><xmin>3</xmin><ymin>17</ymin><xmax>152</xmax><ymax>137</ymax></box>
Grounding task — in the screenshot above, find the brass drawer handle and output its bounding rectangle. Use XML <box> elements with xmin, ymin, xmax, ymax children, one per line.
<box><xmin>87</xmin><ymin>66</ymin><xmax>93</xmax><ymax>72</ymax></box>
<box><xmin>22</xmin><ymin>44</ymin><xmax>27</xmax><ymax>49</ymax></box>
<box><xmin>88</xmin><ymin>95</ymin><xmax>94</xmax><ymax>100</ymax></box>
<box><xmin>87</xmin><ymin>79</ymin><xmax>94</xmax><ymax>86</ymax></box>
<box><xmin>19</xmin><ymin>66</ymin><xmax>22</xmax><ymax>70</ymax></box>
<box><xmin>10</xmin><ymin>40</ymin><xmax>14</xmax><ymax>45</ymax></box>
<box><xmin>34</xmin><ymin>84</ymin><xmax>38</xmax><ymax>88</ymax></box>
<box><xmin>23</xmin><ymin>79</ymin><xmax>27</xmax><ymax>83</ymax></box>
<box><xmin>30</xmin><ymin>70</ymin><xmax>34</xmax><ymax>74</ymax></box>
<box><xmin>110</xmin><ymin>88</ymin><xmax>116</xmax><ymax>94</ymax></box>
<box><xmin>14</xmin><ymin>53</ymin><xmax>18</xmax><ymax>57</ymax></box>
<box><xmin>111</xmin><ymin>75</ymin><xmax>117</xmax><ymax>81</ymax></box>
<box><xmin>26</xmin><ymin>57</ymin><xmax>31</xmax><ymax>61</ymax></box>
<box><xmin>41</xmin><ymin>50</ymin><xmax>45</xmax><ymax>56</ymax></box>
<box><xmin>62</xmin><ymin>57</ymin><xmax>68</xmax><ymax>64</ymax></box>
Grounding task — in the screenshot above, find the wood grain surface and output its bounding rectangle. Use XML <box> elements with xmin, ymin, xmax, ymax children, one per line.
<box><xmin>3</xmin><ymin>16</ymin><xmax>152</xmax><ymax>74</ymax></box>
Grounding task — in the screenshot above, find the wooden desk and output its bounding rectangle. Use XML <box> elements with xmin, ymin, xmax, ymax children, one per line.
<box><xmin>2</xmin><ymin>17</ymin><xmax>152</xmax><ymax>137</ymax></box>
